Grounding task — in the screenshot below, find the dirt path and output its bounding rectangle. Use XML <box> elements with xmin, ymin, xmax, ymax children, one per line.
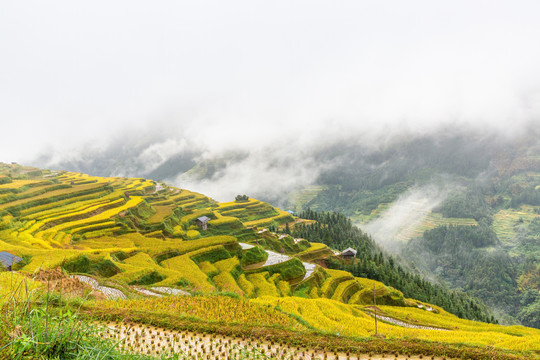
<box><xmin>133</xmin><ymin>286</ymin><xmax>164</xmax><ymax>297</ymax></box>
<box><xmin>364</xmin><ymin>311</ymin><xmax>448</xmax><ymax>331</ymax></box>
<box><xmin>151</xmin><ymin>286</ymin><xmax>190</xmax><ymax>296</ymax></box>
<box><xmin>302</xmin><ymin>262</ymin><xmax>316</xmax><ymax>280</ymax></box>
<box><xmin>72</xmin><ymin>275</ymin><xmax>126</xmax><ymax>300</ymax></box>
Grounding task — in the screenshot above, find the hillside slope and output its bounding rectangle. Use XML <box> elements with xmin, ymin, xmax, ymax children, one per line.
<box><xmin>0</xmin><ymin>163</ymin><xmax>538</xmax><ymax>359</ymax></box>
<box><xmin>289</xmin><ymin>133</ymin><xmax>540</xmax><ymax>327</ymax></box>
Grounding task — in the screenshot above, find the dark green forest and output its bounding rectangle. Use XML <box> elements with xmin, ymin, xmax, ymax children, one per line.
<box><xmin>293</xmin><ymin>209</ymin><xmax>496</xmax><ymax>324</ymax></box>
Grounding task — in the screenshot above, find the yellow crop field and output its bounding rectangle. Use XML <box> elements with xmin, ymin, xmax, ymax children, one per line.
<box><xmin>23</xmin><ymin>250</ymin><xmax>83</xmax><ymax>272</ymax></box>
<box><xmin>253</xmin><ymin>296</ymin><xmax>540</xmax><ymax>352</ymax></box>
<box><xmin>77</xmin><ymin>235</ymin><xmax>137</xmax><ymax>250</ymax></box>
<box><xmin>213</xmin><ymin>272</ymin><xmax>243</xmax><ymax>294</ymax></box>
<box><xmin>331</xmin><ymin>279</ymin><xmax>360</xmax><ymax>301</ymax></box>
<box><xmin>209</xmin><ymin>216</ymin><xmax>242</xmax><ymax>227</ymax></box>
<box><xmin>214</xmin><ymin>257</ymin><xmax>240</xmax><ymax>273</ymax></box>
<box><xmin>21</xmin><ymin>196</ymin><xmax>109</xmax><ymax>220</ymax></box>
<box><xmin>83</xmin><ymin>226</ymin><xmax>122</xmax><ymax>238</ymax></box>
<box><xmin>1</xmin><ymin>164</ymin><xmax>538</xmax><ymax>359</ymax></box>
<box><xmin>186</xmin><ymin>229</ymin><xmax>200</xmax><ymax>239</ymax></box>
<box><xmin>59</xmin><ymin>221</ymin><xmax>117</xmax><ymax>235</ymax></box>
<box><xmin>247</xmin><ymin>272</ymin><xmax>279</xmax><ymax>297</ymax></box>
<box><xmin>124</xmin><ymin>252</ymin><xmax>157</xmax><ymax>267</ymax></box>
<box><xmin>160</xmin><ymin>251</ymin><xmax>215</xmax><ymax>292</ymax></box>
<box><xmin>237</xmin><ymin>274</ymin><xmax>255</xmax><ymax>297</ymax></box>
<box><xmin>17</xmin><ymin>189</ymin><xmax>113</xmax><ymax>217</ymax></box>
<box><xmin>0</xmin><ymin>179</ymin><xmax>43</xmax><ymax>189</ymax></box>
<box><xmin>380</xmin><ymin>305</ymin><xmax>540</xmax><ymax>337</ymax></box>
<box><xmin>320</xmin><ymin>269</ymin><xmax>354</xmax><ymax>297</ymax></box>
<box><xmin>39</xmin><ymin>197</ymin><xmax>142</xmax><ymax>234</ymax></box>
<box><xmin>198</xmin><ymin>261</ymin><xmax>218</xmax><ymax>275</ymax></box>
<box><xmin>277</xmin><ymin>280</ymin><xmax>291</xmax><ymax>296</ymax></box>
<box><xmin>0</xmin><ymin>272</ymin><xmax>42</xmax><ymax>304</ymax></box>
<box><xmin>147</xmin><ymin>204</ymin><xmax>176</xmax><ymax>223</ymax></box>
<box><xmin>93</xmin><ymin>295</ymin><xmax>305</xmax><ymax>330</ymax></box>
<box><xmin>296</xmin><ymin>242</ymin><xmax>327</xmax><ymax>255</ymax></box>
<box><xmin>36</xmin><ymin>198</ymin><xmax>125</xmax><ymax>225</ymax></box>
<box><xmin>243</xmin><ymin>210</ymin><xmax>294</xmax><ymax>227</ymax></box>
<box><xmin>0</xmin><ymin>182</ymin><xmax>109</xmax><ymax>210</ymax></box>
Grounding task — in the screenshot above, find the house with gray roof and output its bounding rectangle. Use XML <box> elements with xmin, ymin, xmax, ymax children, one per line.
<box><xmin>0</xmin><ymin>251</ymin><xmax>23</xmax><ymax>271</ymax></box>
<box><xmin>195</xmin><ymin>216</ymin><xmax>211</xmax><ymax>230</ymax></box>
<box><xmin>340</xmin><ymin>247</ymin><xmax>357</xmax><ymax>260</ymax></box>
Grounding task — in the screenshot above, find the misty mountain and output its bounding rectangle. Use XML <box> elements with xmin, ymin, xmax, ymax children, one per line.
<box><xmin>37</xmin><ymin>127</ymin><xmax>540</xmax><ymax>327</ymax></box>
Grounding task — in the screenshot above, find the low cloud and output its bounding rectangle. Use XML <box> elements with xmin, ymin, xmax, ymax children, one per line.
<box><xmin>360</xmin><ymin>184</ymin><xmax>454</xmax><ymax>252</ymax></box>
<box><xmin>172</xmin><ymin>145</ymin><xmax>328</xmax><ymax>204</ymax></box>
<box><xmin>0</xmin><ymin>1</ymin><xmax>538</xmax><ymax>205</ymax></box>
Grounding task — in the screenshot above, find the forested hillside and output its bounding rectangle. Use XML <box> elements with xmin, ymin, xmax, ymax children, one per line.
<box><xmin>41</xmin><ymin>129</ymin><xmax>540</xmax><ymax>328</ymax></box>
<box><xmin>293</xmin><ymin>132</ymin><xmax>540</xmax><ymax>327</ymax></box>
<box><xmin>1</xmin><ymin>163</ymin><xmax>538</xmax><ymax>359</ymax></box>
<box><xmin>293</xmin><ymin>209</ymin><xmax>496</xmax><ymax>323</ymax></box>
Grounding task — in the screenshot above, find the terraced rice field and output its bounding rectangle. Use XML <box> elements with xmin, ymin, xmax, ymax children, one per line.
<box><xmin>240</xmin><ymin>242</ymin><xmax>318</xmax><ymax>284</ymax></box>
<box><xmin>290</xmin><ymin>185</ymin><xmax>323</xmax><ymax>213</ymax></box>
<box><xmin>492</xmin><ymin>205</ymin><xmax>540</xmax><ymax>245</ymax></box>
<box><xmin>101</xmin><ymin>322</ymin><xmax>451</xmax><ymax>360</ymax></box>
<box><xmin>217</xmin><ymin>198</ymin><xmax>294</xmax><ymax>227</ymax></box>
<box><xmin>1</xmin><ymin>165</ymin><xmax>307</xmax><ymax>297</ymax></box>
<box><xmin>1</xmin><ymin>164</ymin><xmax>539</xmax><ymax>359</ymax></box>
<box><xmin>394</xmin><ymin>212</ymin><xmax>477</xmax><ymax>243</ymax></box>
<box><xmin>254</xmin><ymin>297</ymin><xmax>540</xmax><ymax>352</ymax></box>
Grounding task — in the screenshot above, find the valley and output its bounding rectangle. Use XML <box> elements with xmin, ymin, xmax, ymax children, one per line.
<box><xmin>0</xmin><ymin>162</ymin><xmax>539</xmax><ymax>359</ymax></box>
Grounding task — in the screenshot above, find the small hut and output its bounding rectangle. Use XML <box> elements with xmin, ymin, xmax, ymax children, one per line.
<box><xmin>195</xmin><ymin>216</ymin><xmax>210</xmax><ymax>231</ymax></box>
<box><xmin>340</xmin><ymin>247</ymin><xmax>357</xmax><ymax>260</ymax></box>
<box><xmin>0</xmin><ymin>251</ymin><xmax>23</xmax><ymax>271</ymax></box>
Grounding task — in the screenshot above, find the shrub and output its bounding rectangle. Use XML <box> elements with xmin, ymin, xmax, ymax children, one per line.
<box><xmin>62</xmin><ymin>255</ymin><xmax>90</xmax><ymax>273</ymax></box>
<box><xmin>61</xmin><ymin>256</ymin><xmax>122</xmax><ymax>278</ymax></box>
<box><xmin>91</xmin><ymin>259</ymin><xmax>122</xmax><ymax>278</ymax></box>
<box><xmin>235</xmin><ymin>194</ymin><xmax>249</xmax><ymax>202</ymax></box>
<box><xmin>240</xmin><ymin>246</ymin><xmax>268</xmax><ymax>266</ymax></box>
<box><xmin>247</xmin><ymin>258</ymin><xmax>306</xmax><ymax>281</ymax></box>
<box><xmin>190</xmin><ymin>246</ymin><xmax>231</xmax><ymax>264</ymax></box>
<box><xmin>129</xmin><ymin>270</ymin><xmax>166</xmax><ymax>285</ymax></box>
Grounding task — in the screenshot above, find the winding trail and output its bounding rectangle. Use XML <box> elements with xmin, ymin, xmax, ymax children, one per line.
<box><xmin>134</xmin><ymin>286</ymin><xmax>164</xmax><ymax>297</ymax></box>
<box><xmin>369</xmin><ymin>313</ymin><xmax>448</xmax><ymax>331</ymax></box>
<box><xmin>72</xmin><ymin>275</ymin><xmax>126</xmax><ymax>300</ymax></box>
<box><xmin>151</xmin><ymin>286</ymin><xmax>190</xmax><ymax>296</ymax></box>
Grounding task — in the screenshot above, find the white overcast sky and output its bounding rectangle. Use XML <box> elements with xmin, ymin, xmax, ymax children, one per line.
<box><xmin>1</xmin><ymin>1</ymin><xmax>540</xmax><ymax>164</ymax></box>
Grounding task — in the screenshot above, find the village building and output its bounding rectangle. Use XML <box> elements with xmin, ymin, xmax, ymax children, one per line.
<box><xmin>340</xmin><ymin>247</ymin><xmax>357</xmax><ymax>260</ymax></box>
<box><xmin>195</xmin><ymin>216</ymin><xmax>210</xmax><ymax>231</ymax></box>
<box><xmin>0</xmin><ymin>251</ymin><xmax>23</xmax><ymax>271</ymax></box>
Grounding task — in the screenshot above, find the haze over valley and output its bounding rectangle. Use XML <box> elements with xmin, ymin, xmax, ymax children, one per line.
<box><xmin>1</xmin><ymin>1</ymin><xmax>540</xmax><ymax>358</ymax></box>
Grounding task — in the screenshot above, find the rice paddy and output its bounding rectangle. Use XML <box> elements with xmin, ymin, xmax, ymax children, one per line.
<box><xmin>1</xmin><ymin>162</ymin><xmax>538</xmax><ymax>359</ymax></box>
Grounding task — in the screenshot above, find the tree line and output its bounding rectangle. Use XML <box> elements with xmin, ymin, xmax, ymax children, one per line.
<box><xmin>293</xmin><ymin>208</ymin><xmax>497</xmax><ymax>323</ymax></box>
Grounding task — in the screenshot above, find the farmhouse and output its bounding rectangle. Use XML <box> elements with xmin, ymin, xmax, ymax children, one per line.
<box><xmin>0</xmin><ymin>251</ymin><xmax>23</xmax><ymax>271</ymax></box>
<box><xmin>340</xmin><ymin>247</ymin><xmax>357</xmax><ymax>260</ymax></box>
<box><xmin>195</xmin><ymin>216</ymin><xmax>211</xmax><ymax>230</ymax></box>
